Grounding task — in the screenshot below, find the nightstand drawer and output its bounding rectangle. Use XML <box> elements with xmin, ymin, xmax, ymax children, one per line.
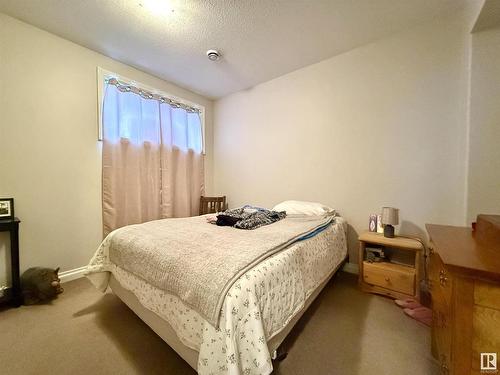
<box><xmin>363</xmin><ymin>261</ymin><xmax>415</xmax><ymax>295</ymax></box>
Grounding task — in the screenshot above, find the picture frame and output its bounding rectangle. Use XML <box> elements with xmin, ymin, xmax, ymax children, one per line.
<box><xmin>369</xmin><ymin>214</ymin><xmax>377</xmax><ymax>232</ymax></box>
<box><xmin>377</xmin><ymin>214</ymin><xmax>384</xmax><ymax>233</ymax></box>
<box><xmin>0</xmin><ymin>198</ymin><xmax>14</xmax><ymax>220</ymax></box>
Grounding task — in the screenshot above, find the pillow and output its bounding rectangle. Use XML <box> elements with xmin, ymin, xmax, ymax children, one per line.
<box><xmin>272</xmin><ymin>200</ymin><xmax>335</xmax><ymax>216</ymax></box>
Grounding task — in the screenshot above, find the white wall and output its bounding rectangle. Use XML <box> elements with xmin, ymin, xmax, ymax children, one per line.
<box><xmin>466</xmin><ymin>27</ymin><xmax>500</xmax><ymax>223</ymax></box>
<box><xmin>213</xmin><ymin>10</ymin><xmax>474</xmax><ymax>261</ymax></box>
<box><xmin>0</xmin><ymin>13</ymin><xmax>213</xmax><ymax>285</ymax></box>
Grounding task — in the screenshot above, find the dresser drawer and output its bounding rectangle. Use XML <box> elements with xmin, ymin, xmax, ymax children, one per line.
<box><xmin>474</xmin><ymin>281</ymin><xmax>500</xmax><ymax>310</ymax></box>
<box><xmin>472</xmin><ymin>305</ymin><xmax>500</xmax><ymax>374</ymax></box>
<box><xmin>428</xmin><ymin>251</ymin><xmax>453</xmax><ymax>307</ymax></box>
<box><xmin>363</xmin><ymin>261</ymin><xmax>415</xmax><ymax>295</ymax></box>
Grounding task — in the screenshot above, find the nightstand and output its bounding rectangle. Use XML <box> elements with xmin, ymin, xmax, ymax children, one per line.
<box><xmin>358</xmin><ymin>231</ymin><xmax>423</xmax><ymax>301</ymax></box>
<box><xmin>0</xmin><ymin>218</ymin><xmax>21</xmax><ymax>307</ymax></box>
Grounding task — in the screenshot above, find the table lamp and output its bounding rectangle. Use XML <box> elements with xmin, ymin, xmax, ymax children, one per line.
<box><xmin>382</xmin><ymin>207</ymin><xmax>399</xmax><ymax>238</ymax></box>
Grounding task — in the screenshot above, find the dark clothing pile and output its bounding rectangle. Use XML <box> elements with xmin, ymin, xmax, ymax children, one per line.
<box><xmin>216</xmin><ymin>206</ymin><xmax>286</xmax><ymax>230</ymax></box>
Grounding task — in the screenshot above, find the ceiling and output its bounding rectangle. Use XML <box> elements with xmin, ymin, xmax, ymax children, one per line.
<box><xmin>472</xmin><ymin>0</ymin><xmax>500</xmax><ymax>32</ymax></box>
<box><xmin>0</xmin><ymin>0</ymin><xmax>468</xmax><ymax>99</ymax></box>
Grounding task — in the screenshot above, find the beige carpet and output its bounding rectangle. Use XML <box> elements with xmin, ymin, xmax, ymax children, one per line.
<box><xmin>0</xmin><ymin>272</ymin><xmax>438</xmax><ymax>375</ymax></box>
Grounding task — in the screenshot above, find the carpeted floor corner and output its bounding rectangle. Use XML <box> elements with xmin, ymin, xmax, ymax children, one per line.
<box><xmin>0</xmin><ymin>272</ymin><xmax>438</xmax><ymax>375</ymax></box>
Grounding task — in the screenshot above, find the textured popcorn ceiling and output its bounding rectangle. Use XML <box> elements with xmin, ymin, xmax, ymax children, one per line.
<box><xmin>472</xmin><ymin>0</ymin><xmax>500</xmax><ymax>32</ymax></box>
<box><xmin>0</xmin><ymin>0</ymin><xmax>467</xmax><ymax>98</ymax></box>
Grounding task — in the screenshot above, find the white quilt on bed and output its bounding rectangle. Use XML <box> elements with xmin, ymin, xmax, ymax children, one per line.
<box><xmin>86</xmin><ymin>217</ymin><xmax>347</xmax><ymax>375</ymax></box>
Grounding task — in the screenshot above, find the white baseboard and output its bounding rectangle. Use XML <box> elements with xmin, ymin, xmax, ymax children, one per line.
<box><xmin>342</xmin><ymin>262</ymin><xmax>359</xmax><ymax>274</ymax></box>
<box><xmin>59</xmin><ymin>266</ymin><xmax>87</xmax><ymax>283</ymax></box>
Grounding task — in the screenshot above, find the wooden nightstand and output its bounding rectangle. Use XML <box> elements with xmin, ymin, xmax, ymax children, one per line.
<box><xmin>0</xmin><ymin>218</ymin><xmax>21</xmax><ymax>307</ymax></box>
<box><xmin>358</xmin><ymin>231</ymin><xmax>423</xmax><ymax>301</ymax></box>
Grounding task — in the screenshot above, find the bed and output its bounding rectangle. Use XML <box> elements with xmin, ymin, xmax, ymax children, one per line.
<box><xmin>86</xmin><ymin>212</ymin><xmax>347</xmax><ymax>375</ymax></box>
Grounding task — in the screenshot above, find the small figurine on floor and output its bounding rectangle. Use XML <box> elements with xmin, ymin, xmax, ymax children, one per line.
<box><xmin>20</xmin><ymin>267</ymin><xmax>64</xmax><ymax>305</ymax></box>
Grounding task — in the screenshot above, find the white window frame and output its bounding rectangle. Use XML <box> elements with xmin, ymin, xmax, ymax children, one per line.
<box><xmin>96</xmin><ymin>67</ymin><xmax>206</xmax><ymax>154</ymax></box>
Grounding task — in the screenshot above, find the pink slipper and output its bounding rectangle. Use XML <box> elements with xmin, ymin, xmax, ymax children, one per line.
<box><xmin>403</xmin><ymin>307</ymin><xmax>432</xmax><ymax>326</ymax></box>
<box><xmin>395</xmin><ymin>298</ymin><xmax>422</xmax><ymax>309</ymax></box>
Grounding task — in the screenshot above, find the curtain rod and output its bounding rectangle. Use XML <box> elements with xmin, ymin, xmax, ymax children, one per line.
<box><xmin>106</xmin><ymin>77</ymin><xmax>201</xmax><ymax>114</ymax></box>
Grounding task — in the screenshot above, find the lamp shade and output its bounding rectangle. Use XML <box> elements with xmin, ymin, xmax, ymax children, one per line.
<box><xmin>381</xmin><ymin>207</ymin><xmax>399</xmax><ymax>225</ymax></box>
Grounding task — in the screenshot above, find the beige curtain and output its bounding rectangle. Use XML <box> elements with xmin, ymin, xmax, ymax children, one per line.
<box><xmin>102</xmin><ymin>83</ymin><xmax>204</xmax><ymax>236</ymax></box>
<box><xmin>161</xmin><ymin>147</ymin><xmax>204</xmax><ymax>218</ymax></box>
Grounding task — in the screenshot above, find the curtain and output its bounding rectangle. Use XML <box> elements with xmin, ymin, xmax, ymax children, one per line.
<box><xmin>102</xmin><ymin>83</ymin><xmax>204</xmax><ymax>236</ymax></box>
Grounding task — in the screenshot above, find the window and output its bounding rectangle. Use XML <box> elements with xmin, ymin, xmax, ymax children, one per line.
<box><xmin>97</xmin><ymin>67</ymin><xmax>205</xmax><ymax>153</ymax></box>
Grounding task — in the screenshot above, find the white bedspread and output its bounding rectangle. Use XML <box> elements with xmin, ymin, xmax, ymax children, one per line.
<box><xmin>86</xmin><ymin>217</ymin><xmax>347</xmax><ymax>375</ymax></box>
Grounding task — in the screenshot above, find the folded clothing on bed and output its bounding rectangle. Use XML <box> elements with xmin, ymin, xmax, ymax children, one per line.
<box><xmin>216</xmin><ymin>206</ymin><xmax>286</xmax><ymax>229</ymax></box>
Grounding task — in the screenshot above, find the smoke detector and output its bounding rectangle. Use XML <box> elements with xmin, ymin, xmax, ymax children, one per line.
<box><xmin>206</xmin><ymin>49</ymin><xmax>221</xmax><ymax>61</ymax></box>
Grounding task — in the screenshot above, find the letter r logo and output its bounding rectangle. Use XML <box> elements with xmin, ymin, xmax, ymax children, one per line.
<box><xmin>481</xmin><ymin>353</ymin><xmax>497</xmax><ymax>371</ymax></box>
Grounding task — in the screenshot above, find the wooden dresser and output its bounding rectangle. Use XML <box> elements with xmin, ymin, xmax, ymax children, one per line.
<box><xmin>427</xmin><ymin>215</ymin><xmax>500</xmax><ymax>375</ymax></box>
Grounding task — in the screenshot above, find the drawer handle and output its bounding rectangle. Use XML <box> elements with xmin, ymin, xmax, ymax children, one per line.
<box><xmin>440</xmin><ymin>355</ymin><xmax>449</xmax><ymax>374</ymax></box>
<box><xmin>439</xmin><ymin>270</ymin><xmax>448</xmax><ymax>287</ymax></box>
<box><xmin>384</xmin><ymin>277</ymin><xmax>390</xmax><ymax>282</ymax></box>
